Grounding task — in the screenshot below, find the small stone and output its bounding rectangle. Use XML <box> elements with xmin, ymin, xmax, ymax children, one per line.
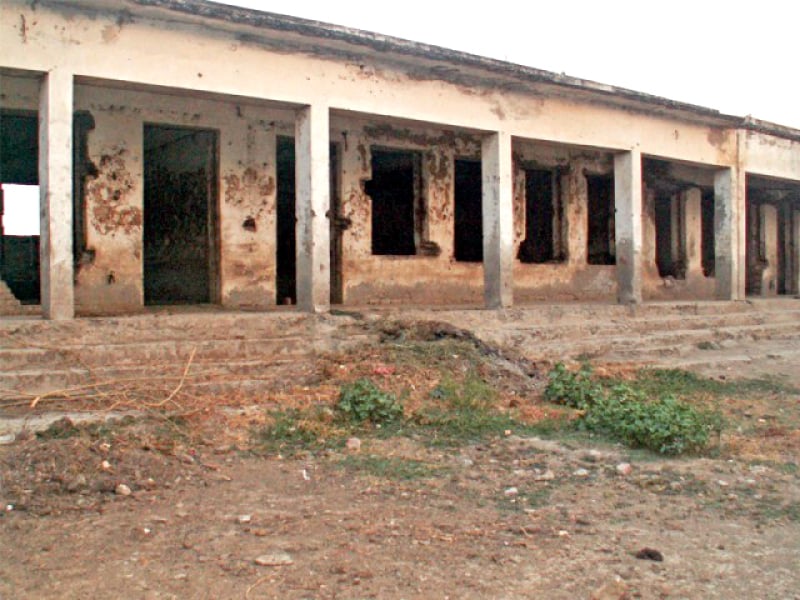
<box><xmin>0</xmin><ymin>433</ymin><xmax>15</xmax><ymax>445</ymax></box>
<box><xmin>460</xmin><ymin>457</ymin><xmax>474</xmax><ymax>467</ymax></box>
<box><xmin>100</xmin><ymin>460</ymin><xmax>112</xmax><ymax>471</ymax></box>
<box><xmin>534</xmin><ymin>469</ymin><xmax>555</xmax><ymax>482</ymax></box>
<box><xmin>345</xmin><ymin>437</ymin><xmax>361</xmax><ymax>452</ymax></box>
<box><xmin>573</xmin><ymin>468</ymin><xmax>590</xmax><ymax>478</ymax></box>
<box><xmin>66</xmin><ymin>474</ymin><xmax>87</xmax><ymax>492</ymax></box>
<box><xmin>717</xmin><ymin>480</ymin><xmax>729</xmax><ymax>487</ymax></box>
<box><xmin>254</xmin><ymin>552</ymin><xmax>294</xmax><ymax>567</ymax></box>
<box><xmin>616</xmin><ymin>463</ymin><xmax>632</xmax><ymax>476</ymax></box>
<box><xmin>115</xmin><ymin>483</ymin><xmax>132</xmax><ymax>496</ymax></box>
<box><xmin>238</xmin><ymin>515</ymin><xmax>252</xmax><ymax>524</ymax></box>
<box><xmin>504</xmin><ymin>487</ymin><xmax>518</xmax><ymax>497</ymax></box>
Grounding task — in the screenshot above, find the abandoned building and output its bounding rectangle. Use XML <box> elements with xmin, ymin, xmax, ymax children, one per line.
<box><xmin>1</xmin><ymin>0</ymin><xmax>799</xmax><ymax>320</ymax></box>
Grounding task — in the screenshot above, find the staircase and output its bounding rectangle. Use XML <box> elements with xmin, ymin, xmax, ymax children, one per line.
<box><xmin>1</xmin><ymin>299</ymin><xmax>798</xmax><ymax>402</ymax></box>
<box><xmin>391</xmin><ymin>298</ymin><xmax>800</xmax><ymax>370</ymax></box>
<box><xmin>0</xmin><ymin>310</ymin><xmax>376</xmax><ymax>401</ymax></box>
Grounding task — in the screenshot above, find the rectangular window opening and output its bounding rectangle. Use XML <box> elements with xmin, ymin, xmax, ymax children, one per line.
<box><xmin>518</xmin><ymin>168</ymin><xmax>564</xmax><ymax>264</ymax></box>
<box><xmin>366</xmin><ymin>147</ymin><xmax>421</xmax><ymax>256</ymax></box>
<box><xmin>454</xmin><ymin>159</ymin><xmax>482</xmax><ymax>262</ymax></box>
<box><xmin>586</xmin><ymin>174</ymin><xmax>615</xmax><ymax>265</ymax></box>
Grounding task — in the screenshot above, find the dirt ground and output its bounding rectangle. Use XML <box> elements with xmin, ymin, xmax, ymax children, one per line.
<box><xmin>1</xmin><ymin>328</ymin><xmax>799</xmax><ymax>599</ymax></box>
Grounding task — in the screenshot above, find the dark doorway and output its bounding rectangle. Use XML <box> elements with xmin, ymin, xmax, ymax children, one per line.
<box><xmin>0</xmin><ymin>110</ymin><xmax>40</xmax><ymax>304</ymax></box>
<box><xmin>143</xmin><ymin>124</ymin><xmax>218</xmax><ymax>305</ymax></box>
<box><xmin>276</xmin><ymin>136</ymin><xmax>296</xmax><ymax>305</ymax></box>
<box><xmin>366</xmin><ymin>148</ymin><xmax>419</xmax><ymax>256</ymax></box>
<box><xmin>276</xmin><ymin>137</ymin><xmax>343</xmax><ymax>305</ymax></box>
<box><xmin>655</xmin><ymin>194</ymin><xmax>683</xmax><ymax>278</ymax></box>
<box><xmin>518</xmin><ymin>168</ymin><xmax>562</xmax><ymax>263</ymax></box>
<box><xmin>701</xmin><ymin>189</ymin><xmax>715</xmax><ymax>277</ymax></box>
<box><xmin>586</xmin><ymin>174</ymin><xmax>615</xmax><ymax>265</ymax></box>
<box><xmin>329</xmin><ymin>143</ymin><xmax>344</xmax><ymax>304</ymax></box>
<box><xmin>454</xmin><ymin>159</ymin><xmax>482</xmax><ymax>262</ymax></box>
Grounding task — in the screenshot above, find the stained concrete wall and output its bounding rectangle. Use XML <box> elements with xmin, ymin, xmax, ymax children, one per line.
<box><xmin>2</xmin><ymin>75</ymin><xmax>293</xmax><ymax>314</ymax></box>
<box><xmin>4</xmin><ymin>1</ymin><xmax>800</xmax><ymax>311</ymax></box>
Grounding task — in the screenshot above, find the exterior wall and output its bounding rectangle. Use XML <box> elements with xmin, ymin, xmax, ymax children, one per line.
<box><xmin>2</xmin><ymin>75</ymin><xmax>294</xmax><ymax>314</ymax></box>
<box><xmin>511</xmin><ymin>141</ymin><xmax>616</xmax><ymax>302</ymax></box>
<box><xmin>2</xmin><ymin>0</ymin><xmax>800</xmax><ymax>313</ymax></box>
<box><xmin>1</xmin><ymin>1</ymin><xmax>737</xmax><ymax>166</ymax></box>
<box><xmin>333</xmin><ymin>116</ymin><xmax>484</xmax><ymax>305</ymax></box>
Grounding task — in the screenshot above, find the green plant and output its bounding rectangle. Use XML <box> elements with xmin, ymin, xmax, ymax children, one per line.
<box><xmin>543</xmin><ymin>363</ymin><xmax>723</xmax><ymax>455</ymax></box>
<box><xmin>544</xmin><ymin>362</ymin><xmax>603</xmax><ymax>410</ymax></box>
<box><xmin>337</xmin><ymin>378</ymin><xmax>403</xmax><ymax>425</ymax></box>
<box><xmin>583</xmin><ymin>393</ymin><xmax>721</xmax><ymax>455</ymax></box>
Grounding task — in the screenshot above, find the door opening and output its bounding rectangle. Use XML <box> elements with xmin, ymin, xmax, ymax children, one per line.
<box><xmin>143</xmin><ymin>124</ymin><xmax>218</xmax><ymax>305</ymax></box>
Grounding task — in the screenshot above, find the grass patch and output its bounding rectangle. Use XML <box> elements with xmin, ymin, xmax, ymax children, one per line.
<box><xmin>337</xmin><ymin>454</ymin><xmax>441</xmax><ymax>480</ymax></box>
<box><xmin>412</xmin><ymin>374</ymin><xmax>527</xmax><ymax>446</ymax></box>
<box><xmin>609</xmin><ymin>368</ymin><xmax>797</xmax><ymax>399</ymax></box>
<box><xmin>251</xmin><ymin>408</ymin><xmax>343</xmax><ymax>456</ymax></box>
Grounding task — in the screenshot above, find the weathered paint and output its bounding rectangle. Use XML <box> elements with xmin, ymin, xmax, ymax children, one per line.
<box><xmin>2</xmin><ymin>1</ymin><xmax>800</xmax><ymax>315</ymax></box>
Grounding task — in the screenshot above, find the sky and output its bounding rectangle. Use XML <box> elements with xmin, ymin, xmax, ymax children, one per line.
<box><xmin>213</xmin><ymin>0</ymin><xmax>800</xmax><ymax>129</ymax></box>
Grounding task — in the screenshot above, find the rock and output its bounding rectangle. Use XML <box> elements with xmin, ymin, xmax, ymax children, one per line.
<box><xmin>66</xmin><ymin>474</ymin><xmax>87</xmax><ymax>492</ymax></box>
<box><xmin>345</xmin><ymin>437</ymin><xmax>361</xmax><ymax>452</ymax></box>
<box><xmin>590</xmin><ymin>576</ymin><xmax>628</xmax><ymax>600</ymax></box>
<box><xmin>573</xmin><ymin>468</ymin><xmax>590</xmax><ymax>478</ymax></box>
<box><xmin>635</xmin><ymin>547</ymin><xmax>664</xmax><ymax>561</ymax></box>
<box><xmin>616</xmin><ymin>463</ymin><xmax>632</xmax><ymax>476</ymax></box>
<box><xmin>100</xmin><ymin>460</ymin><xmax>112</xmax><ymax>471</ymax></box>
<box><xmin>115</xmin><ymin>483</ymin><xmax>132</xmax><ymax>496</ymax></box>
<box><xmin>0</xmin><ymin>433</ymin><xmax>15</xmax><ymax>445</ymax></box>
<box><xmin>254</xmin><ymin>552</ymin><xmax>294</xmax><ymax>567</ymax></box>
<box><xmin>238</xmin><ymin>515</ymin><xmax>252</xmax><ymax>524</ymax></box>
<box><xmin>504</xmin><ymin>487</ymin><xmax>519</xmax><ymax>497</ymax></box>
<box><xmin>534</xmin><ymin>469</ymin><xmax>555</xmax><ymax>482</ymax></box>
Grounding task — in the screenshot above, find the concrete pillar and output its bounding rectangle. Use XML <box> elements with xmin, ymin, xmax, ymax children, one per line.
<box><xmin>793</xmin><ymin>210</ymin><xmax>800</xmax><ymax>295</ymax></box>
<box><xmin>295</xmin><ymin>104</ymin><xmax>330</xmax><ymax>313</ymax></box>
<box><xmin>565</xmin><ymin>161</ymin><xmax>588</xmax><ymax>265</ymax></box>
<box><xmin>714</xmin><ymin>167</ymin><xmax>746</xmax><ymax>300</ymax></box>
<box><xmin>684</xmin><ymin>188</ymin><xmax>703</xmax><ymax>277</ymax></box>
<box><xmin>38</xmin><ymin>69</ymin><xmax>74</xmax><ymax>320</ymax></box>
<box><xmin>482</xmin><ymin>131</ymin><xmax>514</xmax><ymax>308</ymax></box>
<box><xmin>614</xmin><ymin>149</ymin><xmax>643</xmax><ymax>304</ymax></box>
<box><xmin>642</xmin><ymin>187</ymin><xmax>657</xmax><ymax>272</ymax></box>
<box><xmin>759</xmin><ymin>203</ymin><xmax>778</xmax><ymax>296</ymax></box>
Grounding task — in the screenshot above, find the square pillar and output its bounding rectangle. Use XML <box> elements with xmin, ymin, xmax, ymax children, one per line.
<box><xmin>295</xmin><ymin>104</ymin><xmax>330</xmax><ymax>313</ymax></box>
<box><xmin>39</xmin><ymin>69</ymin><xmax>75</xmax><ymax>320</ymax></box>
<box><xmin>793</xmin><ymin>210</ymin><xmax>800</xmax><ymax>295</ymax></box>
<box><xmin>482</xmin><ymin>131</ymin><xmax>514</xmax><ymax>308</ymax></box>
<box><xmin>714</xmin><ymin>167</ymin><xmax>746</xmax><ymax>300</ymax></box>
<box><xmin>683</xmin><ymin>187</ymin><xmax>703</xmax><ymax>277</ymax></box>
<box><xmin>614</xmin><ymin>148</ymin><xmax>643</xmax><ymax>304</ymax></box>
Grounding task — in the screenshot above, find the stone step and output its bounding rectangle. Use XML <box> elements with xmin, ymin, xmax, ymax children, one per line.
<box><xmin>481</xmin><ymin>309</ymin><xmax>800</xmax><ymax>343</ymax></box>
<box><xmin>0</xmin><ymin>356</ymin><xmax>314</xmax><ymax>398</ymax></box>
<box><xmin>0</xmin><ymin>335</ymin><xmax>312</xmax><ymax>370</ymax></box>
<box><xmin>506</xmin><ymin>321</ymin><xmax>800</xmax><ymax>361</ymax></box>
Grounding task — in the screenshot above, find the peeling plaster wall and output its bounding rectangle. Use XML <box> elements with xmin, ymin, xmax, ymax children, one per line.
<box><xmin>331</xmin><ymin>115</ymin><xmax>484</xmax><ymax>305</ymax></box>
<box><xmin>1</xmin><ymin>74</ymin><xmax>293</xmax><ymax>314</ymax></box>
<box><xmin>70</xmin><ymin>86</ymin><xmax>291</xmax><ymax>313</ymax></box>
<box><xmin>511</xmin><ymin>140</ymin><xmax>616</xmax><ymax>301</ymax></box>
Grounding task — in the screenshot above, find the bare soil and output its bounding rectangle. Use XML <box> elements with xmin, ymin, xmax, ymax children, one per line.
<box><xmin>1</xmin><ymin>328</ymin><xmax>799</xmax><ymax>600</ymax></box>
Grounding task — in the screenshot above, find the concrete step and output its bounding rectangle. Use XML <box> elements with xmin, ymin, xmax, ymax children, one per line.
<box><xmin>484</xmin><ymin>309</ymin><xmax>800</xmax><ymax>343</ymax></box>
<box><xmin>506</xmin><ymin>321</ymin><xmax>800</xmax><ymax>361</ymax></box>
